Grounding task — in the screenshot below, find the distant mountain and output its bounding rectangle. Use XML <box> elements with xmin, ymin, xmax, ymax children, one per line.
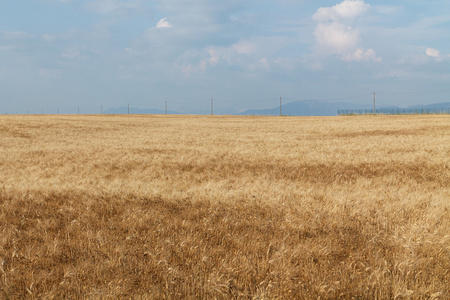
<box><xmin>238</xmin><ymin>100</ymin><xmax>373</xmax><ymax>116</ymax></box>
<box><xmin>103</xmin><ymin>107</ymin><xmax>181</xmax><ymax>115</ymax></box>
<box><xmin>103</xmin><ymin>101</ymin><xmax>450</xmax><ymax>116</ymax></box>
<box><xmin>408</xmin><ymin>102</ymin><xmax>450</xmax><ymax>109</ymax></box>
<box><xmin>238</xmin><ymin>100</ymin><xmax>450</xmax><ymax>116</ymax></box>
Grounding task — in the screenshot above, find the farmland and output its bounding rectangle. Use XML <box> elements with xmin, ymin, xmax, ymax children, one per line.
<box><xmin>0</xmin><ymin>114</ymin><xmax>449</xmax><ymax>299</ymax></box>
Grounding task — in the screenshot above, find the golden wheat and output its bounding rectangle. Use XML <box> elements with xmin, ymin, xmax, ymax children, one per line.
<box><xmin>0</xmin><ymin>114</ymin><xmax>449</xmax><ymax>299</ymax></box>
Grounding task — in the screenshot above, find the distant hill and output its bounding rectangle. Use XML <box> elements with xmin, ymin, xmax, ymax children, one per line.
<box><xmin>408</xmin><ymin>102</ymin><xmax>450</xmax><ymax>109</ymax></box>
<box><xmin>238</xmin><ymin>101</ymin><xmax>450</xmax><ymax>116</ymax></box>
<box><xmin>238</xmin><ymin>100</ymin><xmax>372</xmax><ymax>116</ymax></box>
<box><xmin>103</xmin><ymin>101</ymin><xmax>450</xmax><ymax>116</ymax></box>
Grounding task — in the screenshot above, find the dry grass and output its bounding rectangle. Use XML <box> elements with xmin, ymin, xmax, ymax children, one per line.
<box><xmin>0</xmin><ymin>114</ymin><xmax>449</xmax><ymax>299</ymax></box>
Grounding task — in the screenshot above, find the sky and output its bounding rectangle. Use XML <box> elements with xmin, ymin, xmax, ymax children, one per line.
<box><xmin>1</xmin><ymin>0</ymin><xmax>450</xmax><ymax>114</ymax></box>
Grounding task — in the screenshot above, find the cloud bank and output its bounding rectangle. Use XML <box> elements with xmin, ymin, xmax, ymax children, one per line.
<box><xmin>313</xmin><ymin>0</ymin><xmax>381</xmax><ymax>62</ymax></box>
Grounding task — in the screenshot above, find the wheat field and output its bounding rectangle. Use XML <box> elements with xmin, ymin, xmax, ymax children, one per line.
<box><xmin>0</xmin><ymin>114</ymin><xmax>449</xmax><ymax>299</ymax></box>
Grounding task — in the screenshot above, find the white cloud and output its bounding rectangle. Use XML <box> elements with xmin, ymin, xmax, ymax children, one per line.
<box><xmin>179</xmin><ymin>48</ymin><xmax>221</xmax><ymax>77</ymax></box>
<box><xmin>232</xmin><ymin>40</ymin><xmax>256</xmax><ymax>55</ymax></box>
<box><xmin>42</xmin><ymin>31</ymin><xmax>76</xmax><ymax>42</ymax></box>
<box><xmin>312</xmin><ymin>0</ymin><xmax>381</xmax><ymax>63</ymax></box>
<box><xmin>4</xmin><ymin>31</ymin><xmax>31</xmax><ymax>39</ymax></box>
<box><xmin>179</xmin><ymin>36</ymin><xmax>292</xmax><ymax>75</ymax></box>
<box><xmin>426</xmin><ymin>47</ymin><xmax>440</xmax><ymax>58</ymax></box>
<box><xmin>42</xmin><ymin>33</ymin><xmax>57</xmax><ymax>42</ymax></box>
<box><xmin>260</xmin><ymin>58</ymin><xmax>268</xmax><ymax>64</ymax></box>
<box><xmin>314</xmin><ymin>22</ymin><xmax>359</xmax><ymax>54</ymax></box>
<box><xmin>313</xmin><ymin>0</ymin><xmax>370</xmax><ymax>22</ymax></box>
<box><xmin>61</xmin><ymin>46</ymin><xmax>88</xmax><ymax>60</ymax></box>
<box><xmin>207</xmin><ymin>49</ymin><xmax>220</xmax><ymax>66</ymax></box>
<box><xmin>156</xmin><ymin>18</ymin><xmax>173</xmax><ymax>29</ymax></box>
<box><xmin>343</xmin><ymin>48</ymin><xmax>382</xmax><ymax>62</ymax></box>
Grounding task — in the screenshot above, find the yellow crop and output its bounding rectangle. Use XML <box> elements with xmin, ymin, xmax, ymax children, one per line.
<box><xmin>0</xmin><ymin>114</ymin><xmax>449</xmax><ymax>298</ymax></box>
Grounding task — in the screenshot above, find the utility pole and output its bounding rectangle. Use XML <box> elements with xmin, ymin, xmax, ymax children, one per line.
<box><xmin>373</xmin><ymin>92</ymin><xmax>376</xmax><ymax>115</ymax></box>
<box><xmin>211</xmin><ymin>98</ymin><xmax>213</xmax><ymax>116</ymax></box>
<box><xmin>280</xmin><ymin>96</ymin><xmax>282</xmax><ymax>116</ymax></box>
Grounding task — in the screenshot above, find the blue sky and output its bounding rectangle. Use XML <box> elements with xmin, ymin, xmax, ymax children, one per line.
<box><xmin>1</xmin><ymin>0</ymin><xmax>449</xmax><ymax>114</ymax></box>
